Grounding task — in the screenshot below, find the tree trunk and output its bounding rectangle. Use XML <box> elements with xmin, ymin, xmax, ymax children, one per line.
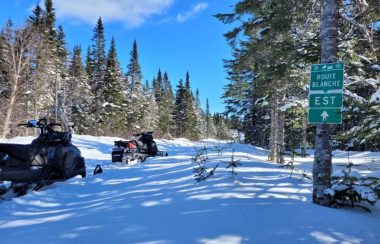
<box><xmin>55</xmin><ymin>79</ymin><xmax>58</xmax><ymax>122</ymax></box>
<box><xmin>1</xmin><ymin>74</ymin><xmax>19</xmax><ymax>138</ymax></box>
<box><xmin>313</xmin><ymin>0</ymin><xmax>339</xmax><ymax>205</ymax></box>
<box><xmin>276</xmin><ymin>107</ymin><xmax>285</xmax><ymax>164</ymax></box>
<box><xmin>269</xmin><ymin>92</ymin><xmax>286</xmax><ymax>164</ymax></box>
<box><xmin>269</xmin><ymin>96</ymin><xmax>277</xmax><ymax>161</ymax></box>
<box><xmin>301</xmin><ymin>113</ymin><xmax>307</xmax><ymax>157</ymax></box>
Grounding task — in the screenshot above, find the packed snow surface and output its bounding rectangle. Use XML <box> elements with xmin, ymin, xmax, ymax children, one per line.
<box><xmin>1</xmin><ymin>135</ymin><xmax>380</xmax><ymax>244</ymax></box>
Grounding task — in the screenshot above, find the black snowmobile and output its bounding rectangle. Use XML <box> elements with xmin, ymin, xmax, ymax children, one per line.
<box><xmin>0</xmin><ymin>118</ymin><xmax>86</xmax><ymax>186</ymax></box>
<box><xmin>112</xmin><ymin>131</ymin><xmax>168</xmax><ymax>163</ymax></box>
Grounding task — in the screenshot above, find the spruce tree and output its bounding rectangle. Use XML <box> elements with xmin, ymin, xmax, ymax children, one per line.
<box><xmin>174</xmin><ymin>79</ymin><xmax>186</xmax><ymax>137</ymax></box>
<box><xmin>125</xmin><ymin>40</ymin><xmax>145</xmax><ymax>131</ymax></box>
<box><xmin>181</xmin><ymin>72</ymin><xmax>201</xmax><ymax>140</ymax></box>
<box><xmin>68</xmin><ymin>45</ymin><xmax>93</xmax><ymax>133</ymax></box>
<box><xmin>126</xmin><ymin>40</ymin><xmax>142</xmax><ymax>89</ymax></box>
<box><xmin>163</xmin><ymin>72</ymin><xmax>175</xmax><ymax>124</ymax></box>
<box><xmin>143</xmin><ymin>80</ymin><xmax>150</xmax><ymax>93</ymax></box>
<box><xmin>89</xmin><ymin>17</ymin><xmax>107</xmax><ymax>132</ymax></box>
<box><xmin>214</xmin><ymin>113</ymin><xmax>230</xmax><ymax>140</ymax></box>
<box><xmin>157</xmin><ymin>71</ymin><xmax>174</xmax><ymax>136</ymax></box>
<box><xmin>85</xmin><ymin>46</ymin><xmax>93</xmax><ymax>81</ymax></box>
<box><xmin>25</xmin><ymin>0</ymin><xmax>59</xmax><ymax>121</ymax></box>
<box><xmin>101</xmin><ymin>37</ymin><xmax>126</xmax><ymax>134</ymax></box>
<box><xmin>194</xmin><ymin>89</ymin><xmax>205</xmax><ymax>137</ymax></box>
<box><xmin>153</xmin><ymin>68</ymin><xmax>163</xmax><ymax>106</ymax></box>
<box><xmin>29</xmin><ymin>3</ymin><xmax>44</xmax><ymax>32</ymax></box>
<box><xmin>55</xmin><ymin>25</ymin><xmax>70</xmax><ymax>126</ymax></box>
<box><xmin>44</xmin><ymin>0</ymin><xmax>56</xmax><ymax>42</ymax></box>
<box><xmin>163</xmin><ymin>72</ymin><xmax>174</xmax><ymax>101</ymax></box>
<box><xmin>90</xmin><ymin>17</ymin><xmax>106</xmax><ymax>89</ymax></box>
<box><xmin>140</xmin><ymin>82</ymin><xmax>159</xmax><ymax>131</ymax></box>
<box><xmin>334</xmin><ymin>2</ymin><xmax>380</xmax><ymax>150</ymax></box>
<box><xmin>205</xmin><ymin>99</ymin><xmax>216</xmax><ymax>138</ymax></box>
<box><xmin>216</xmin><ymin>0</ymin><xmax>315</xmax><ymax>161</ymax></box>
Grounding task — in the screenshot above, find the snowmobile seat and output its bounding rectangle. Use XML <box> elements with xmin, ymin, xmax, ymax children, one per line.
<box><xmin>48</xmin><ymin>131</ymin><xmax>71</xmax><ymax>144</ymax></box>
<box><xmin>114</xmin><ymin>140</ymin><xmax>137</xmax><ymax>149</ymax></box>
<box><xmin>0</xmin><ymin>144</ymin><xmax>34</xmax><ymax>162</ymax></box>
<box><xmin>114</xmin><ymin>140</ymin><xmax>127</xmax><ymax>148</ymax></box>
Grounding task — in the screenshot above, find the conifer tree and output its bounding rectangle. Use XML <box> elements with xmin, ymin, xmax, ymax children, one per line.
<box><xmin>157</xmin><ymin>71</ymin><xmax>174</xmax><ymax>136</ymax></box>
<box><xmin>55</xmin><ymin>25</ymin><xmax>70</xmax><ymax>125</ymax></box>
<box><xmin>163</xmin><ymin>72</ymin><xmax>175</xmax><ymax>119</ymax></box>
<box><xmin>205</xmin><ymin>99</ymin><xmax>216</xmax><ymax>138</ymax></box>
<box><xmin>25</xmin><ymin>0</ymin><xmax>59</xmax><ymax>121</ymax></box>
<box><xmin>143</xmin><ymin>80</ymin><xmax>150</xmax><ymax>93</ymax></box>
<box><xmin>163</xmin><ymin>72</ymin><xmax>174</xmax><ymax>100</ymax></box>
<box><xmin>153</xmin><ymin>69</ymin><xmax>163</xmax><ymax>106</ymax></box>
<box><xmin>90</xmin><ymin>17</ymin><xmax>106</xmax><ymax>87</ymax></box>
<box><xmin>216</xmin><ymin>0</ymin><xmax>315</xmax><ymax>161</ymax></box>
<box><xmin>126</xmin><ymin>40</ymin><xmax>142</xmax><ymax>89</ymax></box>
<box><xmin>85</xmin><ymin>46</ymin><xmax>93</xmax><ymax>81</ymax></box>
<box><xmin>174</xmin><ymin>79</ymin><xmax>186</xmax><ymax>137</ymax></box>
<box><xmin>214</xmin><ymin>113</ymin><xmax>230</xmax><ymax>140</ymax></box>
<box><xmin>89</xmin><ymin>17</ymin><xmax>107</xmax><ymax>132</ymax></box>
<box><xmin>194</xmin><ymin>89</ymin><xmax>205</xmax><ymax>138</ymax></box>
<box><xmin>125</xmin><ymin>40</ymin><xmax>145</xmax><ymax>131</ymax></box>
<box><xmin>56</xmin><ymin>26</ymin><xmax>68</xmax><ymax>63</ymax></box>
<box><xmin>334</xmin><ymin>2</ymin><xmax>380</xmax><ymax>150</ymax></box>
<box><xmin>181</xmin><ymin>72</ymin><xmax>201</xmax><ymax>140</ymax></box>
<box><xmin>44</xmin><ymin>0</ymin><xmax>56</xmax><ymax>42</ymax></box>
<box><xmin>68</xmin><ymin>45</ymin><xmax>93</xmax><ymax>133</ymax></box>
<box><xmin>140</xmin><ymin>82</ymin><xmax>159</xmax><ymax>131</ymax></box>
<box><xmin>101</xmin><ymin>37</ymin><xmax>126</xmax><ymax>134</ymax></box>
<box><xmin>28</xmin><ymin>3</ymin><xmax>44</xmax><ymax>32</ymax></box>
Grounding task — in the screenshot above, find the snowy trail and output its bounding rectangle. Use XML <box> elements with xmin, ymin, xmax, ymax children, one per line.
<box><xmin>0</xmin><ymin>135</ymin><xmax>379</xmax><ymax>244</ymax></box>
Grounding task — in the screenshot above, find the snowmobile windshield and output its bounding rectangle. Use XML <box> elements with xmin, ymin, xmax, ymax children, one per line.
<box><xmin>27</xmin><ymin>120</ymin><xmax>39</xmax><ymax>127</ymax></box>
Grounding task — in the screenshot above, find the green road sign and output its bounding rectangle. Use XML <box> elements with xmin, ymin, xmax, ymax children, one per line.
<box><xmin>308</xmin><ymin>108</ymin><xmax>342</xmax><ymax>124</ymax></box>
<box><xmin>309</xmin><ymin>93</ymin><xmax>343</xmax><ymax>108</ymax></box>
<box><xmin>308</xmin><ymin>62</ymin><xmax>344</xmax><ymax>124</ymax></box>
<box><xmin>310</xmin><ymin>63</ymin><xmax>344</xmax><ymax>91</ymax></box>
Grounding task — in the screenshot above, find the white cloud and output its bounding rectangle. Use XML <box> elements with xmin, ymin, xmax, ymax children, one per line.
<box><xmin>54</xmin><ymin>0</ymin><xmax>174</xmax><ymax>27</ymax></box>
<box><xmin>176</xmin><ymin>2</ymin><xmax>209</xmax><ymax>23</ymax></box>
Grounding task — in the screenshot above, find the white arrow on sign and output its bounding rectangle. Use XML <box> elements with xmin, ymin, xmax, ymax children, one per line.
<box><xmin>321</xmin><ymin>111</ymin><xmax>329</xmax><ymax>121</ymax></box>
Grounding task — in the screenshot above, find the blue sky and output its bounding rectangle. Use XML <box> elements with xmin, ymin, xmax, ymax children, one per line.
<box><xmin>0</xmin><ymin>0</ymin><xmax>237</xmax><ymax>113</ymax></box>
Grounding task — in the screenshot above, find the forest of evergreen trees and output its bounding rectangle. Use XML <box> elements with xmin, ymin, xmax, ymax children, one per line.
<box><xmin>0</xmin><ymin>0</ymin><xmax>231</xmax><ymax>140</ymax></box>
<box><xmin>1</xmin><ymin>0</ymin><xmax>379</xmax><ymax>156</ymax></box>
<box><xmin>216</xmin><ymin>0</ymin><xmax>380</xmax><ymax>161</ymax></box>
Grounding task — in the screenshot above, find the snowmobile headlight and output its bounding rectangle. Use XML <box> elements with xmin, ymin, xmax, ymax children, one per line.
<box><xmin>31</xmin><ymin>166</ymin><xmax>40</xmax><ymax>170</ymax></box>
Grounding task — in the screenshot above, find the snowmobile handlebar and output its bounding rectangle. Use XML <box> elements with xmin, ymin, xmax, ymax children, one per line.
<box><xmin>16</xmin><ymin>118</ymin><xmax>73</xmax><ymax>144</ymax></box>
<box><xmin>18</xmin><ymin>120</ymin><xmax>41</xmax><ymax>128</ymax></box>
<box><xmin>132</xmin><ymin>131</ymin><xmax>154</xmax><ymax>137</ymax></box>
<box><xmin>18</xmin><ymin>119</ymin><xmax>61</xmax><ymax>134</ymax></box>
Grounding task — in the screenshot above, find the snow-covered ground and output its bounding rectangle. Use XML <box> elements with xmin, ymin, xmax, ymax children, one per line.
<box><xmin>1</xmin><ymin>135</ymin><xmax>380</xmax><ymax>244</ymax></box>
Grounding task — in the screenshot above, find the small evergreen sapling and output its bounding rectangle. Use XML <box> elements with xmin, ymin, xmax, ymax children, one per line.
<box><xmin>280</xmin><ymin>153</ymin><xmax>311</xmax><ymax>180</ymax></box>
<box><xmin>192</xmin><ymin>146</ymin><xmax>219</xmax><ymax>182</ymax></box>
<box><xmin>224</xmin><ymin>149</ymin><xmax>242</xmax><ymax>182</ymax></box>
<box><xmin>324</xmin><ymin>164</ymin><xmax>380</xmax><ymax>212</ymax></box>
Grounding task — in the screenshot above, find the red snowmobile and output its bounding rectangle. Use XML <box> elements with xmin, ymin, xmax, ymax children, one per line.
<box><xmin>112</xmin><ymin>131</ymin><xmax>168</xmax><ymax>163</ymax></box>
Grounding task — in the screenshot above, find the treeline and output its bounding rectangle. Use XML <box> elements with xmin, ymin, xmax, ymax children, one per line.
<box><xmin>216</xmin><ymin>0</ymin><xmax>380</xmax><ymax>160</ymax></box>
<box><xmin>0</xmin><ymin>0</ymin><xmax>231</xmax><ymax>140</ymax></box>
